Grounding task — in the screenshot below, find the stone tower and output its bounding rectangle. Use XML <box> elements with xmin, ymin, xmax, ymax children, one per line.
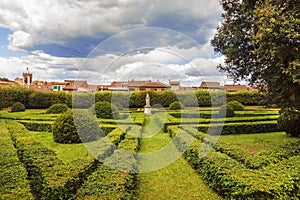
<box><xmin>23</xmin><ymin>67</ymin><xmax>32</xmax><ymax>87</ymax></box>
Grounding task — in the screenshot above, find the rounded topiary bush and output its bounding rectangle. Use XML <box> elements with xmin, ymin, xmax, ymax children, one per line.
<box><xmin>278</xmin><ymin>107</ymin><xmax>300</xmax><ymax>137</ymax></box>
<box><xmin>227</xmin><ymin>100</ymin><xmax>245</xmax><ymax>111</ymax></box>
<box><xmin>52</xmin><ymin>110</ymin><xmax>103</xmax><ymax>144</ymax></box>
<box><xmin>11</xmin><ymin>102</ymin><xmax>25</xmax><ymax>112</ymax></box>
<box><xmin>219</xmin><ymin>104</ymin><xmax>235</xmax><ymax>117</ymax></box>
<box><xmin>90</xmin><ymin>101</ymin><xmax>119</xmax><ymax>119</ymax></box>
<box><xmin>169</xmin><ymin>101</ymin><xmax>185</xmax><ymax>110</ymax></box>
<box><xmin>46</xmin><ymin>103</ymin><xmax>69</xmax><ymax>114</ymax></box>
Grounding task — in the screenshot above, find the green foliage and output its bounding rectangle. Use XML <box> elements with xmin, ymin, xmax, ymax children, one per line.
<box><xmin>52</xmin><ymin>110</ymin><xmax>103</xmax><ymax>143</ymax></box>
<box><xmin>76</xmin><ymin>164</ymin><xmax>135</xmax><ymax>199</ymax></box>
<box><xmin>0</xmin><ymin>86</ymin><xmax>33</xmax><ymax>108</ymax></box>
<box><xmin>278</xmin><ymin>107</ymin><xmax>300</xmax><ymax>137</ymax></box>
<box><xmin>91</xmin><ymin>101</ymin><xmax>120</xmax><ymax>119</ymax></box>
<box><xmin>212</xmin><ymin>0</ymin><xmax>300</xmax><ymax>108</ymax></box>
<box><xmin>46</xmin><ymin>103</ymin><xmax>69</xmax><ymax>114</ymax></box>
<box><xmin>0</xmin><ymin>121</ymin><xmax>33</xmax><ymax>199</ymax></box>
<box><xmin>197</xmin><ymin>121</ymin><xmax>280</xmax><ymax>135</ymax></box>
<box><xmin>118</xmin><ymin>134</ymin><xmax>140</xmax><ymax>152</ymax></box>
<box><xmin>72</xmin><ymin>93</ymin><xmax>94</xmax><ymax>108</ymax></box>
<box><xmin>174</xmin><ymin>128</ymin><xmax>300</xmax><ymax>199</ymax></box>
<box><xmin>106</xmin><ymin>128</ymin><xmax>126</xmax><ymax>145</ymax></box>
<box><xmin>113</xmin><ymin>102</ymin><xmax>123</xmax><ymax>110</ymax></box>
<box><xmin>0</xmin><ymin>77</ymin><xmax>9</xmax><ymax>82</ymax></box>
<box><xmin>28</xmin><ymin>92</ymin><xmax>54</xmax><ymax>108</ymax></box>
<box><xmin>169</xmin><ymin>101</ymin><xmax>185</xmax><ymax>110</ymax></box>
<box><xmin>6</xmin><ymin>121</ymin><xmax>98</xmax><ymax>199</ymax></box>
<box><xmin>227</xmin><ymin>100</ymin><xmax>245</xmax><ymax>111</ymax></box>
<box><xmin>20</xmin><ymin>121</ymin><xmax>52</xmax><ymax>132</ymax></box>
<box><xmin>219</xmin><ymin>104</ymin><xmax>235</xmax><ymax>117</ymax></box>
<box><xmin>11</xmin><ymin>102</ymin><xmax>25</xmax><ymax>112</ymax></box>
<box><xmin>215</xmin><ymin>140</ymin><xmax>300</xmax><ymax>169</ymax></box>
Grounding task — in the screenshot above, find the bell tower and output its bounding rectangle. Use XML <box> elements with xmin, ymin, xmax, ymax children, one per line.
<box><xmin>23</xmin><ymin>67</ymin><xmax>32</xmax><ymax>87</ymax></box>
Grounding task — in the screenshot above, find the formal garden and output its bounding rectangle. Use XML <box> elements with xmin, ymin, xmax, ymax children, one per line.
<box><xmin>0</xmin><ymin>86</ymin><xmax>299</xmax><ymax>199</ymax></box>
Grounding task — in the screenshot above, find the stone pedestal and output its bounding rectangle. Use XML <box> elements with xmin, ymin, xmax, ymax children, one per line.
<box><xmin>144</xmin><ymin>93</ymin><xmax>151</xmax><ymax>116</ymax></box>
<box><xmin>144</xmin><ymin>106</ymin><xmax>151</xmax><ymax>116</ymax></box>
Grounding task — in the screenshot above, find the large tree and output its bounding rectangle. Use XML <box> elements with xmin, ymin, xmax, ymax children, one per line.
<box><xmin>212</xmin><ymin>0</ymin><xmax>300</xmax><ymax>109</ymax></box>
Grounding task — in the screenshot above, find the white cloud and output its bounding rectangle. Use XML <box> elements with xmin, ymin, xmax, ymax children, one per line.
<box><xmin>0</xmin><ymin>0</ymin><xmax>226</xmax><ymax>85</ymax></box>
<box><xmin>0</xmin><ymin>0</ymin><xmax>222</xmax><ymax>52</ymax></box>
<box><xmin>0</xmin><ymin>48</ymin><xmax>225</xmax><ymax>86</ymax></box>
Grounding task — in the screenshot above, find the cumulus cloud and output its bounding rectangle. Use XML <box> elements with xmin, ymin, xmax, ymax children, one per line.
<box><xmin>0</xmin><ymin>0</ymin><xmax>226</xmax><ymax>85</ymax></box>
<box><xmin>0</xmin><ymin>47</ymin><xmax>225</xmax><ymax>86</ymax></box>
<box><xmin>0</xmin><ymin>0</ymin><xmax>222</xmax><ymax>56</ymax></box>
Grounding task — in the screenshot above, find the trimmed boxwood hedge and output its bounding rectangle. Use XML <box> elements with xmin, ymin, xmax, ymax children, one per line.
<box><xmin>6</xmin><ymin>121</ymin><xmax>117</xmax><ymax>200</ymax></box>
<box><xmin>196</xmin><ymin>121</ymin><xmax>281</xmax><ymax>135</ymax></box>
<box><xmin>46</xmin><ymin>103</ymin><xmax>69</xmax><ymax>114</ymax></box>
<box><xmin>20</xmin><ymin>121</ymin><xmax>53</xmax><ymax>132</ymax></box>
<box><xmin>11</xmin><ymin>102</ymin><xmax>25</xmax><ymax>112</ymax></box>
<box><xmin>0</xmin><ymin>86</ymin><xmax>267</xmax><ymax>109</ymax></box>
<box><xmin>52</xmin><ymin>110</ymin><xmax>104</xmax><ymax>144</ymax></box>
<box><xmin>218</xmin><ymin>104</ymin><xmax>235</xmax><ymax>117</ymax></box>
<box><xmin>169</xmin><ymin>101</ymin><xmax>185</xmax><ymax>110</ymax></box>
<box><xmin>90</xmin><ymin>101</ymin><xmax>120</xmax><ymax>119</ymax></box>
<box><xmin>173</xmin><ymin>128</ymin><xmax>300</xmax><ymax>199</ymax></box>
<box><xmin>227</xmin><ymin>100</ymin><xmax>245</xmax><ymax>111</ymax></box>
<box><xmin>0</xmin><ymin>121</ymin><xmax>33</xmax><ymax>199</ymax></box>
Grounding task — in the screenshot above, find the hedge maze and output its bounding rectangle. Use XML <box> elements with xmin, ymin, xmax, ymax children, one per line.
<box><xmin>0</xmin><ymin>104</ymin><xmax>299</xmax><ymax>199</ymax></box>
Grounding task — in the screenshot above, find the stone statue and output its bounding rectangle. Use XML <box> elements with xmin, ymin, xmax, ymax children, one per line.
<box><xmin>144</xmin><ymin>93</ymin><xmax>151</xmax><ymax>116</ymax></box>
<box><xmin>145</xmin><ymin>93</ymin><xmax>151</xmax><ymax>107</ymax></box>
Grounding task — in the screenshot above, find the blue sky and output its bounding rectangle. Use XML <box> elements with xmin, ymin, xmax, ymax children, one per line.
<box><xmin>0</xmin><ymin>0</ymin><xmax>227</xmax><ymax>86</ymax></box>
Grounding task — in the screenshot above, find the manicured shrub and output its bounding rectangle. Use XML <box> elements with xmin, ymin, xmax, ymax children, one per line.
<box><xmin>278</xmin><ymin>107</ymin><xmax>300</xmax><ymax>137</ymax></box>
<box><xmin>28</xmin><ymin>92</ymin><xmax>53</xmax><ymax>108</ymax></box>
<box><xmin>169</xmin><ymin>101</ymin><xmax>185</xmax><ymax>110</ymax></box>
<box><xmin>52</xmin><ymin>110</ymin><xmax>103</xmax><ymax>143</ymax></box>
<box><xmin>113</xmin><ymin>102</ymin><xmax>123</xmax><ymax>110</ymax></box>
<box><xmin>218</xmin><ymin>104</ymin><xmax>235</xmax><ymax>117</ymax></box>
<box><xmin>227</xmin><ymin>100</ymin><xmax>245</xmax><ymax>111</ymax></box>
<box><xmin>46</xmin><ymin>103</ymin><xmax>69</xmax><ymax>114</ymax></box>
<box><xmin>11</xmin><ymin>102</ymin><xmax>25</xmax><ymax>112</ymax></box>
<box><xmin>20</xmin><ymin>121</ymin><xmax>52</xmax><ymax>132</ymax></box>
<box><xmin>90</xmin><ymin>102</ymin><xmax>119</xmax><ymax>119</ymax></box>
<box><xmin>226</xmin><ymin>91</ymin><xmax>267</xmax><ymax>105</ymax></box>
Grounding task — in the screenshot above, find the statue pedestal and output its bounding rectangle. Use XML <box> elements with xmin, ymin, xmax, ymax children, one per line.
<box><xmin>144</xmin><ymin>107</ymin><xmax>151</xmax><ymax>116</ymax></box>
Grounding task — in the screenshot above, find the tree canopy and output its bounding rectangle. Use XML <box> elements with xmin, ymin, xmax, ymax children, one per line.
<box><xmin>212</xmin><ymin>0</ymin><xmax>300</xmax><ymax>108</ymax></box>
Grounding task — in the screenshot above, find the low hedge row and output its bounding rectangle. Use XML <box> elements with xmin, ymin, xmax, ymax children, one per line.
<box><xmin>215</xmin><ymin>140</ymin><xmax>300</xmax><ymax>169</ymax></box>
<box><xmin>7</xmin><ymin>121</ymin><xmax>113</xmax><ymax>200</ymax></box>
<box><xmin>182</xmin><ymin>125</ymin><xmax>300</xmax><ymax>169</ymax></box>
<box><xmin>169</xmin><ymin>111</ymin><xmax>278</xmax><ymax>120</ymax></box>
<box><xmin>76</xmin><ymin>164</ymin><xmax>131</xmax><ymax>199</ymax></box>
<box><xmin>106</xmin><ymin>127</ymin><xmax>127</xmax><ymax>146</ymax></box>
<box><xmin>118</xmin><ymin>126</ymin><xmax>141</xmax><ymax>153</ymax></box>
<box><xmin>196</xmin><ymin>121</ymin><xmax>280</xmax><ymax>135</ymax></box>
<box><xmin>19</xmin><ymin>120</ymin><xmax>53</xmax><ymax>132</ymax></box>
<box><xmin>173</xmin><ymin>129</ymin><xmax>300</xmax><ymax>199</ymax></box>
<box><xmin>0</xmin><ymin>121</ymin><xmax>33</xmax><ymax>199</ymax></box>
<box><xmin>77</xmin><ymin>126</ymin><xmax>140</xmax><ymax>199</ymax></box>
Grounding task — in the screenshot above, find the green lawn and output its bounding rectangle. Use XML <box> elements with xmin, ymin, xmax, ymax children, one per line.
<box><xmin>31</xmin><ymin>131</ymin><xmax>93</xmax><ymax>164</ymax></box>
<box><xmin>136</xmin><ymin>125</ymin><xmax>221</xmax><ymax>199</ymax></box>
<box><xmin>218</xmin><ymin>132</ymin><xmax>299</xmax><ymax>154</ymax></box>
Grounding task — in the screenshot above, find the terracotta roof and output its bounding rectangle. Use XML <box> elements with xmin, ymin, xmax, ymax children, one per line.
<box><xmin>169</xmin><ymin>81</ymin><xmax>180</xmax><ymax>85</ymax></box>
<box><xmin>127</xmin><ymin>81</ymin><xmax>170</xmax><ymax>88</ymax></box>
<box><xmin>63</xmin><ymin>81</ymin><xmax>89</xmax><ymax>90</ymax></box>
<box><xmin>200</xmin><ymin>82</ymin><xmax>222</xmax><ymax>89</ymax></box>
<box><xmin>111</xmin><ymin>81</ymin><xmax>127</xmax><ymax>87</ymax></box>
<box><xmin>224</xmin><ymin>84</ymin><xmax>248</xmax><ymax>92</ymax></box>
<box><xmin>50</xmin><ymin>82</ymin><xmax>67</xmax><ymax>85</ymax></box>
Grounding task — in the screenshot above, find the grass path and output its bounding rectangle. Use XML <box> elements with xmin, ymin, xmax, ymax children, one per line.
<box><xmin>135</xmin><ymin>124</ymin><xmax>221</xmax><ymax>200</ymax></box>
